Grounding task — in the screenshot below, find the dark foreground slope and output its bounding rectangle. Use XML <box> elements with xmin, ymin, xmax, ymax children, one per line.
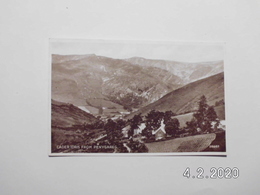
<box><xmin>51</xmin><ymin>99</ymin><xmax>98</xmax><ymax>128</ymax></box>
<box><xmin>145</xmin><ymin>133</ymin><xmax>216</xmax><ymax>153</ymax></box>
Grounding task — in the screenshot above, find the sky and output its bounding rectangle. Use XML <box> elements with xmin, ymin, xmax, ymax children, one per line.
<box><xmin>50</xmin><ymin>39</ymin><xmax>224</xmax><ymax>63</ymax></box>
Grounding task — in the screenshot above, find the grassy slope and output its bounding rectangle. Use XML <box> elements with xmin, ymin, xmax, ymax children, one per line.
<box><xmin>145</xmin><ymin>133</ymin><xmax>217</xmax><ymax>153</ymax></box>
<box><xmin>51</xmin><ymin>99</ymin><xmax>98</xmax><ymax>128</ymax></box>
<box><xmin>174</xmin><ymin>113</ymin><xmax>193</xmax><ymax>128</ymax></box>
<box><xmin>202</xmin><ymin>131</ymin><xmax>226</xmax><ymax>152</ymax></box>
<box><xmin>214</xmin><ymin>105</ymin><xmax>225</xmax><ymax>120</ymax></box>
<box><xmin>127</xmin><ymin>72</ymin><xmax>225</xmax><ymax>119</ymax></box>
<box><xmin>173</xmin><ymin>104</ymin><xmax>225</xmax><ymax>128</ymax></box>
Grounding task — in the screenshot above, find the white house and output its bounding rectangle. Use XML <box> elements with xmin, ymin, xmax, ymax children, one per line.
<box><xmin>134</xmin><ymin>123</ymin><xmax>146</xmax><ymax>135</ymax></box>
<box><xmin>211</xmin><ymin>120</ymin><xmax>226</xmax><ymax>131</ymax></box>
<box><xmin>152</xmin><ymin>120</ymin><xmax>166</xmax><ymax>140</ymax></box>
<box><xmin>122</xmin><ymin>125</ymin><xmax>131</xmax><ymax>138</ymax></box>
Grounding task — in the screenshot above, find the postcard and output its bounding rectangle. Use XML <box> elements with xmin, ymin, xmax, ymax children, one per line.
<box><xmin>50</xmin><ymin>39</ymin><xmax>226</xmax><ymax>156</ymax></box>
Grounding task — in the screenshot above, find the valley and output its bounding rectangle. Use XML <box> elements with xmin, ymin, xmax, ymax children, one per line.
<box><xmin>51</xmin><ymin>54</ymin><xmax>226</xmax><ymax>154</ymax></box>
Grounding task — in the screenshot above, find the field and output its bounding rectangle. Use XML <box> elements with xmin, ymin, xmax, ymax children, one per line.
<box><xmin>145</xmin><ymin>133</ymin><xmax>217</xmax><ymax>153</ymax></box>
<box><xmin>214</xmin><ymin>105</ymin><xmax>225</xmax><ymax>120</ymax></box>
<box><xmin>203</xmin><ymin>131</ymin><xmax>226</xmax><ymax>152</ymax></box>
<box><xmin>169</xmin><ymin>104</ymin><xmax>225</xmax><ymax>128</ymax></box>
<box><xmin>173</xmin><ymin>113</ymin><xmax>193</xmax><ymax>128</ymax></box>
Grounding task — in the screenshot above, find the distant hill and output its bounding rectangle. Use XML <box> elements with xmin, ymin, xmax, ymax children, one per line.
<box><xmin>127</xmin><ymin>72</ymin><xmax>225</xmax><ymax>119</ymax></box>
<box><xmin>52</xmin><ymin>54</ymin><xmax>224</xmax><ymax>115</ymax></box>
<box><xmin>51</xmin><ymin>99</ymin><xmax>98</xmax><ymax>128</ymax></box>
<box><xmin>126</xmin><ymin>57</ymin><xmax>223</xmax><ymax>84</ymax></box>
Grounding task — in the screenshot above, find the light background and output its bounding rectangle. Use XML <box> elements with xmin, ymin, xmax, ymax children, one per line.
<box><xmin>50</xmin><ymin>39</ymin><xmax>224</xmax><ymax>62</ymax></box>
<box><xmin>1</xmin><ymin>0</ymin><xmax>260</xmax><ymax>194</ymax></box>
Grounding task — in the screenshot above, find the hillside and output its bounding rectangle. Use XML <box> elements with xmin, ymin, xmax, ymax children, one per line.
<box><xmin>127</xmin><ymin>72</ymin><xmax>225</xmax><ymax>118</ymax></box>
<box><xmin>52</xmin><ymin>54</ymin><xmax>182</xmax><ymax>111</ymax></box>
<box><xmin>172</xmin><ymin>104</ymin><xmax>225</xmax><ymax>128</ymax></box>
<box><xmin>51</xmin><ymin>99</ymin><xmax>98</xmax><ymax>128</ymax></box>
<box><xmin>145</xmin><ymin>133</ymin><xmax>217</xmax><ymax>153</ymax></box>
<box><xmin>126</xmin><ymin>57</ymin><xmax>224</xmax><ymax>84</ymax></box>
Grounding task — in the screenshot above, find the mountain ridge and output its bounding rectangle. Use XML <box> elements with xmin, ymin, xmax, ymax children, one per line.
<box><xmin>52</xmin><ymin>54</ymin><xmax>224</xmax><ymax>115</ymax></box>
<box><xmin>52</xmin><ymin>54</ymin><xmax>183</xmax><ymax>110</ymax></box>
<box><xmin>126</xmin><ymin>72</ymin><xmax>225</xmax><ymax>119</ymax></box>
<box><xmin>125</xmin><ymin>57</ymin><xmax>223</xmax><ymax>84</ymax></box>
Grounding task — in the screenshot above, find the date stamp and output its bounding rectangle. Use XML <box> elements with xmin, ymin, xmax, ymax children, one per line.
<box><xmin>183</xmin><ymin>167</ymin><xmax>239</xmax><ymax>179</ymax></box>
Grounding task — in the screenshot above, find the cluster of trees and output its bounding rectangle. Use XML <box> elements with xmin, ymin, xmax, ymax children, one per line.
<box><xmin>84</xmin><ymin>95</ymin><xmax>219</xmax><ymax>144</ymax></box>
<box><xmin>129</xmin><ymin>110</ymin><xmax>180</xmax><ymax>139</ymax></box>
<box><xmin>103</xmin><ymin>118</ymin><xmax>149</xmax><ymax>153</ymax></box>
<box><xmin>104</xmin><ymin>119</ymin><xmax>126</xmax><ymax>143</ymax></box>
<box><xmin>186</xmin><ymin>95</ymin><xmax>219</xmax><ymax>134</ymax></box>
<box><xmin>125</xmin><ymin>95</ymin><xmax>220</xmax><ymax>139</ymax></box>
<box><xmin>101</xmin><ymin>109</ymin><xmax>181</xmax><ymax>142</ymax></box>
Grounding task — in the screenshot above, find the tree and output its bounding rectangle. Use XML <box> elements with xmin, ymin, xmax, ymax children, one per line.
<box><xmin>206</xmin><ymin>106</ymin><xmax>220</xmax><ymax>132</ymax></box>
<box><xmin>193</xmin><ymin>95</ymin><xmax>208</xmax><ymax>127</ymax></box>
<box><xmin>141</xmin><ymin>127</ymin><xmax>153</xmax><ymax>139</ymax></box>
<box><xmin>128</xmin><ymin>114</ymin><xmax>143</xmax><ymax>137</ymax></box>
<box><xmin>104</xmin><ymin>119</ymin><xmax>117</xmax><ymax>143</ymax></box>
<box><xmin>165</xmin><ymin>118</ymin><xmax>180</xmax><ymax>136</ymax></box>
<box><xmin>206</xmin><ymin>106</ymin><xmax>218</xmax><ymax>121</ymax></box>
<box><xmin>164</xmin><ymin>110</ymin><xmax>176</xmax><ymax>124</ymax></box>
<box><xmin>110</xmin><ymin>118</ymin><xmax>126</xmax><ymax>139</ymax></box>
<box><xmin>140</xmin><ymin>110</ymin><xmax>164</xmax><ymax>140</ymax></box>
<box><xmin>115</xmin><ymin>118</ymin><xmax>127</xmax><ymax>130</ymax></box>
<box><xmin>191</xmin><ymin>95</ymin><xmax>219</xmax><ymax>133</ymax></box>
<box><xmin>186</xmin><ymin>118</ymin><xmax>198</xmax><ymax>135</ymax></box>
<box><xmin>145</xmin><ymin>110</ymin><xmax>164</xmax><ymax>130</ymax></box>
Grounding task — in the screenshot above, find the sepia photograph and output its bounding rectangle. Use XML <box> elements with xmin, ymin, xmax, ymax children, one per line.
<box><xmin>3</xmin><ymin>0</ymin><xmax>260</xmax><ymax>194</ymax></box>
<box><xmin>50</xmin><ymin>39</ymin><xmax>226</xmax><ymax>155</ymax></box>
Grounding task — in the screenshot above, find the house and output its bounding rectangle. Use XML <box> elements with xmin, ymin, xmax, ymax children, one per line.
<box><xmin>211</xmin><ymin>120</ymin><xmax>226</xmax><ymax>131</ymax></box>
<box><xmin>122</xmin><ymin>123</ymin><xmax>146</xmax><ymax>138</ymax></box>
<box><xmin>152</xmin><ymin>120</ymin><xmax>166</xmax><ymax>141</ymax></box>
<box><xmin>122</xmin><ymin>125</ymin><xmax>131</xmax><ymax>138</ymax></box>
<box><xmin>219</xmin><ymin>120</ymin><xmax>226</xmax><ymax>130</ymax></box>
<box><xmin>134</xmin><ymin>123</ymin><xmax>146</xmax><ymax>135</ymax></box>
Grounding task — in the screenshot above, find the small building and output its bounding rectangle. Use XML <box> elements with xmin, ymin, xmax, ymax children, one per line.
<box><xmin>211</xmin><ymin>120</ymin><xmax>226</xmax><ymax>131</ymax></box>
<box><xmin>134</xmin><ymin>123</ymin><xmax>146</xmax><ymax>135</ymax></box>
<box><xmin>219</xmin><ymin>120</ymin><xmax>226</xmax><ymax>130</ymax></box>
<box><xmin>122</xmin><ymin>125</ymin><xmax>131</xmax><ymax>138</ymax></box>
<box><xmin>152</xmin><ymin>120</ymin><xmax>166</xmax><ymax>141</ymax></box>
<box><xmin>120</xmin><ymin>110</ymin><xmax>130</xmax><ymax>115</ymax></box>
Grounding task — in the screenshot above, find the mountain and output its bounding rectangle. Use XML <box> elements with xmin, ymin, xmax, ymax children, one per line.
<box><xmin>52</xmin><ymin>54</ymin><xmax>224</xmax><ymax>116</ymax></box>
<box><xmin>51</xmin><ymin>99</ymin><xmax>98</xmax><ymax>128</ymax></box>
<box><xmin>126</xmin><ymin>57</ymin><xmax>224</xmax><ymax>84</ymax></box>
<box><xmin>52</xmin><ymin>54</ymin><xmax>183</xmax><ymax>111</ymax></box>
<box><xmin>126</xmin><ymin>72</ymin><xmax>225</xmax><ymax>119</ymax></box>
